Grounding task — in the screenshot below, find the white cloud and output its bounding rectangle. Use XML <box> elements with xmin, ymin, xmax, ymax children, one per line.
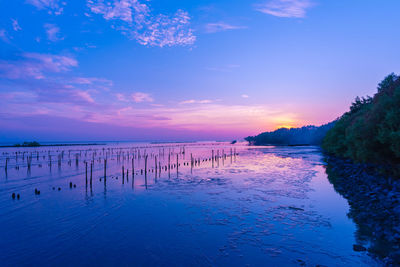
<box><xmin>255</xmin><ymin>0</ymin><xmax>313</xmax><ymax>18</ymax></box>
<box><xmin>135</xmin><ymin>9</ymin><xmax>196</xmax><ymax>47</ymax></box>
<box><xmin>205</xmin><ymin>22</ymin><xmax>246</xmax><ymax>33</ymax></box>
<box><xmin>87</xmin><ymin>0</ymin><xmax>196</xmax><ymax>47</ymax></box>
<box><xmin>132</xmin><ymin>92</ymin><xmax>153</xmax><ymax>103</ymax></box>
<box><xmin>241</xmin><ymin>94</ymin><xmax>249</xmax><ymax>98</ymax></box>
<box><xmin>87</xmin><ymin>0</ymin><xmax>143</xmax><ymax>23</ymax></box>
<box><xmin>26</xmin><ymin>0</ymin><xmax>64</xmax><ymax>15</ymax></box>
<box><xmin>44</xmin><ymin>23</ymin><xmax>64</xmax><ymax>42</ymax></box>
<box><xmin>12</xmin><ymin>19</ymin><xmax>22</xmax><ymax>31</ymax></box>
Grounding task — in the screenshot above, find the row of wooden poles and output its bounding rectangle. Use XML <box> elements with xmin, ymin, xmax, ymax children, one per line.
<box><xmin>8</xmin><ymin>148</ymin><xmax>238</xmax><ymax>198</ymax></box>
<box><xmin>1</xmin><ymin>145</ymin><xmax>187</xmax><ymax>162</ymax></box>
<box><xmin>84</xmin><ymin>148</ymin><xmax>238</xmax><ymax>186</ymax></box>
<box><xmin>2</xmin><ymin>146</ymin><xmax>186</xmax><ymax>169</ymax></box>
<box><xmin>2</xmin><ymin>147</ymin><xmax>238</xmax><ymax>182</ymax></box>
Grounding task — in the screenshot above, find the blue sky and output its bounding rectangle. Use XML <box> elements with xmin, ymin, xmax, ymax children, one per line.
<box><xmin>0</xmin><ymin>0</ymin><xmax>399</xmax><ymax>142</ymax></box>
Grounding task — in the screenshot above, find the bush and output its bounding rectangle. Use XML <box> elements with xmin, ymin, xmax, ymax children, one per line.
<box><xmin>322</xmin><ymin>73</ymin><xmax>400</xmax><ymax>171</ymax></box>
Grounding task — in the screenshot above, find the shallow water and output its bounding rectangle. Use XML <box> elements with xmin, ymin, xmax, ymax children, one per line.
<box><xmin>0</xmin><ymin>143</ymin><xmax>379</xmax><ymax>266</ymax></box>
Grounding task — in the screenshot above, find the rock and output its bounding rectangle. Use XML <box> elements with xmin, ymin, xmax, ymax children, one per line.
<box><xmin>353</xmin><ymin>244</ymin><xmax>367</xmax><ymax>252</ymax></box>
<box><xmin>296</xmin><ymin>259</ymin><xmax>306</xmax><ymax>266</ymax></box>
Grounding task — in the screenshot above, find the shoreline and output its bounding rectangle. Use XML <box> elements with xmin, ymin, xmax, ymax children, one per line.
<box><xmin>0</xmin><ymin>143</ymin><xmax>105</xmax><ymax>148</ymax></box>
<box><xmin>247</xmin><ymin>143</ymin><xmax>315</xmax><ymax>147</ymax></box>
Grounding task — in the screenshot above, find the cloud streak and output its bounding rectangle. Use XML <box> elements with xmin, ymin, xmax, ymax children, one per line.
<box><xmin>0</xmin><ymin>53</ymin><xmax>77</xmax><ymax>80</ymax></box>
<box><xmin>87</xmin><ymin>0</ymin><xmax>196</xmax><ymax>47</ymax></box>
<box><xmin>180</xmin><ymin>99</ymin><xmax>212</xmax><ymax>104</ymax></box>
<box><xmin>255</xmin><ymin>0</ymin><xmax>313</xmax><ymax>18</ymax></box>
<box><xmin>0</xmin><ymin>91</ymin><xmax>303</xmax><ymax>137</ymax></box>
<box><xmin>204</xmin><ymin>22</ymin><xmax>246</xmax><ymax>33</ymax></box>
<box><xmin>206</xmin><ymin>64</ymin><xmax>240</xmax><ymax>72</ymax></box>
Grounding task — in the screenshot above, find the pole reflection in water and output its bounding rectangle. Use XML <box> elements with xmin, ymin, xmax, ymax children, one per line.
<box><xmin>0</xmin><ymin>143</ymin><xmax>381</xmax><ymax>266</ymax></box>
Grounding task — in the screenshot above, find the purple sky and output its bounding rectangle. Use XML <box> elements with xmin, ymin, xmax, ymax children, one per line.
<box><xmin>0</xmin><ymin>0</ymin><xmax>399</xmax><ymax>142</ymax></box>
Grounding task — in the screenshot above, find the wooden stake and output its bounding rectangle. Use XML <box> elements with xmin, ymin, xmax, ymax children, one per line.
<box><xmin>90</xmin><ymin>163</ymin><xmax>93</xmax><ymax>186</ymax></box>
<box><xmin>85</xmin><ymin>162</ymin><xmax>88</xmax><ymax>185</ymax></box>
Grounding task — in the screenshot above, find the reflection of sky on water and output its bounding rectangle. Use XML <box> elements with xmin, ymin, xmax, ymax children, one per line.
<box><xmin>0</xmin><ymin>144</ymin><xmax>378</xmax><ymax>266</ymax></box>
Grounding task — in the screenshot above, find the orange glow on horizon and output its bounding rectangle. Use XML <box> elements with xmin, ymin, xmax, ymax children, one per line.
<box><xmin>274</xmin><ymin>124</ymin><xmax>297</xmax><ymax>130</ymax></box>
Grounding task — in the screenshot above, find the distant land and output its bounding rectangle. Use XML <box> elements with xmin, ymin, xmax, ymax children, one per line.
<box><xmin>246</xmin><ymin>73</ymin><xmax>400</xmax><ymax>175</ymax></box>
<box><xmin>245</xmin><ymin>122</ymin><xmax>336</xmax><ymax>146</ymax></box>
<box><xmin>0</xmin><ymin>141</ymin><xmax>104</xmax><ymax>148</ymax></box>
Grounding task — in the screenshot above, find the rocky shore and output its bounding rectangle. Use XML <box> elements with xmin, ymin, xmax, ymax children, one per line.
<box><xmin>324</xmin><ymin>156</ymin><xmax>400</xmax><ymax>266</ymax></box>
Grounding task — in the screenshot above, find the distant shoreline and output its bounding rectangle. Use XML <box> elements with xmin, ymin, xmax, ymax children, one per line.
<box><xmin>248</xmin><ymin>143</ymin><xmax>314</xmax><ymax>147</ymax></box>
<box><xmin>0</xmin><ymin>143</ymin><xmax>105</xmax><ymax>148</ymax></box>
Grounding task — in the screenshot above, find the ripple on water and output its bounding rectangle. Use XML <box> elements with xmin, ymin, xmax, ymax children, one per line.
<box><xmin>0</xmin><ymin>144</ymin><xmax>379</xmax><ymax>266</ymax></box>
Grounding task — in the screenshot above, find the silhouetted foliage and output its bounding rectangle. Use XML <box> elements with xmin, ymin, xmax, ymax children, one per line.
<box><xmin>14</xmin><ymin>141</ymin><xmax>41</xmax><ymax>147</ymax></box>
<box><xmin>322</xmin><ymin>73</ymin><xmax>400</xmax><ymax>173</ymax></box>
<box><xmin>245</xmin><ymin>122</ymin><xmax>336</xmax><ymax>146</ymax></box>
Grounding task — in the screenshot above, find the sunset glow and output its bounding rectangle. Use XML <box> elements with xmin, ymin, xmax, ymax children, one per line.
<box><xmin>1</xmin><ymin>0</ymin><xmax>399</xmax><ymax>142</ymax></box>
<box><xmin>1</xmin><ymin>2</ymin><xmax>400</xmax><ymax>266</ymax></box>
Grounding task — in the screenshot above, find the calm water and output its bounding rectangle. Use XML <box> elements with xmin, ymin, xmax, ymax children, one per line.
<box><xmin>0</xmin><ymin>143</ymin><xmax>379</xmax><ymax>266</ymax></box>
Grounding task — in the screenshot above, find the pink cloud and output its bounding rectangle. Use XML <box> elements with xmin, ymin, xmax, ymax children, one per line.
<box><xmin>132</xmin><ymin>92</ymin><xmax>153</xmax><ymax>103</ymax></box>
<box><xmin>71</xmin><ymin>77</ymin><xmax>113</xmax><ymax>87</ymax></box>
<box><xmin>74</xmin><ymin>90</ymin><xmax>95</xmax><ymax>103</ymax></box>
<box><xmin>180</xmin><ymin>99</ymin><xmax>212</xmax><ymax>104</ymax></box>
<box><xmin>116</xmin><ymin>93</ymin><xmax>128</xmax><ymax>102</ymax></box>
<box><xmin>0</xmin><ymin>53</ymin><xmax>77</xmax><ymax>80</ymax></box>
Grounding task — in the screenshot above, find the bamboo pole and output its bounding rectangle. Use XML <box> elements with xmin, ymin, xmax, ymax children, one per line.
<box><xmin>85</xmin><ymin>162</ymin><xmax>88</xmax><ymax>185</ymax></box>
<box><xmin>90</xmin><ymin>162</ymin><xmax>93</xmax><ymax>186</ymax></box>
<box><xmin>104</xmin><ymin>159</ymin><xmax>107</xmax><ymax>180</ymax></box>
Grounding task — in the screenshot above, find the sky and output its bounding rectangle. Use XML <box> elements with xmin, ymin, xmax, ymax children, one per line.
<box><xmin>0</xmin><ymin>0</ymin><xmax>399</xmax><ymax>142</ymax></box>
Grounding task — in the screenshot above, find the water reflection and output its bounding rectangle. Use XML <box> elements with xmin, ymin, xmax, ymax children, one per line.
<box><xmin>325</xmin><ymin>157</ymin><xmax>400</xmax><ymax>265</ymax></box>
<box><xmin>0</xmin><ymin>144</ymin><xmax>380</xmax><ymax>266</ymax></box>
